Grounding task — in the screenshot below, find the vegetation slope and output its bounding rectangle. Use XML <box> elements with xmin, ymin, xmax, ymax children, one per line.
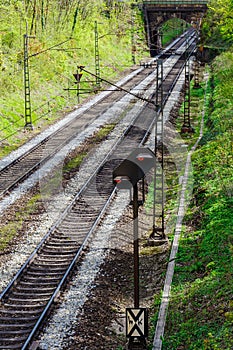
<box><xmin>149</xmin><ymin>0</ymin><xmax>233</xmax><ymax>349</ymax></box>
<box><xmin>0</xmin><ymin>0</ymin><xmax>147</xmax><ymax>156</ymax></box>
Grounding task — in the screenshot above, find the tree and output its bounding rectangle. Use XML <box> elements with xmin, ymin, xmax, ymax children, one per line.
<box><xmin>207</xmin><ymin>0</ymin><xmax>233</xmax><ymax>43</ymax></box>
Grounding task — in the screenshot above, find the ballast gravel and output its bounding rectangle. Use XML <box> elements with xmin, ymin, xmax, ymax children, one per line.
<box><xmin>39</xmin><ymin>191</ymin><xmax>129</xmax><ymax>350</ymax></box>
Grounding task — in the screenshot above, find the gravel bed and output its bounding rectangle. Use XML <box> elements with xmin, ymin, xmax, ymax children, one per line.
<box><xmin>39</xmin><ymin>191</ymin><xmax>130</xmax><ymax>350</ymax></box>
<box><xmin>0</xmin><ymin>94</ymin><xmax>144</xmax><ymax>292</ymax></box>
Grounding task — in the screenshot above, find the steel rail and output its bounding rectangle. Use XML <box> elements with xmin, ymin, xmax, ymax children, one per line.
<box><xmin>20</xmin><ymin>186</ymin><xmax>117</xmax><ymax>350</ymax></box>
<box><xmin>0</xmin><ymin>64</ymin><xmax>153</xmax><ymax>171</ymax></box>
<box><xmin>0</xmin><ymin>99</ymin><xmax>146</xmax><ymax>299</ymax></box>
<box><xmin>0</xmin><ymin>75</ymin><xmax>157</xmax><ymax>300</ymax></box>
<box><xmin>141</xmin><ymin>31</ymin><xmax>198</xmax><ymax>144</ymax></box>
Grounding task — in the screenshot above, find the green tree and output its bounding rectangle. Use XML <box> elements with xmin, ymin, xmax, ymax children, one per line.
<box><xmin>204</xmin><ymin>0</ymin><xmax>233</xmax><ymax>45</ymax></box>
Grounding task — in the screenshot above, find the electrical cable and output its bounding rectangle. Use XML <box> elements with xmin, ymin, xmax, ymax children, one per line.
<box><xmin>28</xmin><ymin>38</ymin><xmax>72</xmax><ymax>59</ymax></box>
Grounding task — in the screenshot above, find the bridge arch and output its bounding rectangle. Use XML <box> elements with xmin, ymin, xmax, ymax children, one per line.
<box><xmin>140</xmin><ymin>0</ymin><xmax>208</xmax><ymax>56</ymax></box>
<box><xmin>156</xmin><ymin>18</ymin><xmax>189</xmax><ymax>50</ymax></box>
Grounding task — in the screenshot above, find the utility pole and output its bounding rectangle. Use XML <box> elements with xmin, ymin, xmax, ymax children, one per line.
<box><xmin>131</xmin><ymin>4</ymin><xmax>136</xmax><ymax>65</ymax></box>
<box><xmin>23</xmin><ymin>33</ymin><xmax>35</xmax><ymax>129</ymax></box>
<box><xmin>193</xmin><ymin>56</ymin><xmax>201</xmax><ymax>88</ymax></box>
<box><xmin>181</xmin><ymin>36</ymin><xmax>194</xmax><ymax>133</ymax></box>
<box><xmin>94</xmin><ymin>21</ymin><xmax>101</xmax><ymax>88</ymax></box>
<box><xmin>113</xmin><ymin>148</ymin><xmax>155</xmax><ymax>350</ymax></box>
<box><xmin>181</xmin><ymin>57</ymin><xmax>194</xmax><ymax>133</ymax></box>
<box><xmin>152</xmin><ymin>59</ymin><xmax>165</xmax><ymax>239</ymax></box>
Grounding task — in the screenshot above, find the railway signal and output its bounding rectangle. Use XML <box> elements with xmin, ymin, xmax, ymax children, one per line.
<box><xmin>73</xmin><ymin>73</ymin><xmax>83</xmax><ymax>82</ymax></box>
<box><xmin>73</xmin><ymin>68</ymin><xmax>83</xmax><ymax>102</ymax></box>
<box><xmin>113</xmin><ymin>147</ymin><xmax>155</xmax><ymax>350</ymax></box>
<box><xmin>113</xmin><ymin>147</ymin><xmax>155</xmax><ymax>191</ymax></box>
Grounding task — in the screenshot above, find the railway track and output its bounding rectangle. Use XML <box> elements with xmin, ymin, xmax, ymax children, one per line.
<box><xmin>0</xmin><ymin>29</ymin><xmax>197</xmax><ymax>349</ymax></box>
<box><xmin>0</xmin><ymin>28</ymin><xmax>195</xmax><ymax>201</ymax></box>
<box><xmin>0</xmin><ymin>69</ymin><xmax>152</xmax><ymax>199</ymax></box>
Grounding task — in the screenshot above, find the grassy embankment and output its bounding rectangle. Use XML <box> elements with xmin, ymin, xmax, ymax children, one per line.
<box><xmin>149</xmin><ymin>50</ymin><xmax>233</xmax><ymax>349</ymax></box>
<box><xmin>0</xmin><ymin>0</ymin><xmax>148</xmax><ymax>157</ymax></box>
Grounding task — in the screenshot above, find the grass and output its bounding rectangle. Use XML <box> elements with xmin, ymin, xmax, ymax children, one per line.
<box><xmin>63</xmin><ymin>123</ymin><xmax>116</xmax><ymax>177</ymax></box>
<box><xmin>148</xmin><ymin>57</ymin><xmax>233</xmax><ymax>349</ymax></box>
<box><xmin>63</xmin><ymin>152</ymin><xmax>88</xmax><ymax>174</ymax></box>
<box><xmin>162</xmin><ymin>210</ymin><xmax>233</xmax><ymax>349</ymax></box>
<box><xmin>0</xmin><ymin>1</ymin><xmax>149</xmax><ymax>158</ymax></box>
<box><xmin>0</xmin><ymin>193</ymin><xmax>42</xmax><ymax>252</ymax></box>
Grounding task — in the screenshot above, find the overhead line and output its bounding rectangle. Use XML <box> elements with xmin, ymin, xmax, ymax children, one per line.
<box><xmin>29</xmin><ymin>38</ymin><xmax>72</xmax><ymax>58</ymax></box>
<box><xmin>77</xmin><ymin>66</ymin><xmax>157</xmax><ymax>107</ymax></box>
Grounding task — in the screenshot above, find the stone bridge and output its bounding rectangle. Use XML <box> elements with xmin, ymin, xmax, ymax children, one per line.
<box><xmin>139</xmin><ymin>0</ymin><xmax>208</xmax><ymax>56</ymax></box>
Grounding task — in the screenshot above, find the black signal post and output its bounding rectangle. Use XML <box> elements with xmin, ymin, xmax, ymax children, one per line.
<box><xmin>133</xmin><ymin>182</ymin><xmax>140</xmax><ymax>308</ymax></box>
<box><xmin>113</xmin><ymin>148</ymin><xmax>155</xmax><ymax>350</ymax></box>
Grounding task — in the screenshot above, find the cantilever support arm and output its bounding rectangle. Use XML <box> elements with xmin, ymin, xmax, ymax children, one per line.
<box><xmin>77</xmin><ymin>65</ymin><xmax>157</xmax><ymax>107</ymax></box>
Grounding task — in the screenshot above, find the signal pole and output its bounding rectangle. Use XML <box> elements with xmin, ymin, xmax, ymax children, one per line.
<box><xmin>181</xmin><ymin>36</ymin><xmax>194</xmax><ymax>133</ymax></box>
<box><xmin>152</xmin><ymin>59</ymin><xmax>165</xmax><ymax>239</ymax></box>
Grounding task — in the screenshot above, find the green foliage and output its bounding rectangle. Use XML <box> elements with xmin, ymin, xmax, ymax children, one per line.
<box><xmin>150</xmin><ymin>50</ymin><xmax>233</xmax><ymax>349</ymax></box>
<box><xmin>208</xmin><ymin>0</ymin><xmax>233</xmax><ymax>40</ymax></box>
<box><xmin>160</xmin><ymin>18</ymin><xmax>188</xmax><ymax>47</ymax></box>
<box><xmin>0</xmin><ymin>193</ymin><xmax>42</xmax><ymax>251</ymax></box>
<box><xmin>203</xmin><ymin>0</ymin><xmax>233</xmax><ymax>47</ymax></box>
<box><xmin>0</xmin><ymin>0</ymin><xmax>148</xmax><ymax>153</ymax></box>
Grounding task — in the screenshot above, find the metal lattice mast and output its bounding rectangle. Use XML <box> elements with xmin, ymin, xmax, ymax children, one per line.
<box><xmin>24</xmin><ymin>34</ymin><xmax>33</xmax><ymax>129</ymax></box>
<box><xmin>94</xmin><ymin>21</ymin><xmax>101</xmax><ymax>88</ymax></box>
<box><xmin>181</xmin><ymin>36</ymin><xmax>194</xmax><ymax>133</ymax></box>
<box><xmin>182</xmin><ymin>58</ymin><xmax>191</xmax><ymax>131</ymax></box>
<box><xmin>152</xmin><ymin>59</ymin><xmax>165</xmax><ymax>239</ymax></box>
<box><xmin>193</xmin><ymin>55</ymin><xmax>201</xmax><ymax>89</ymax></box>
